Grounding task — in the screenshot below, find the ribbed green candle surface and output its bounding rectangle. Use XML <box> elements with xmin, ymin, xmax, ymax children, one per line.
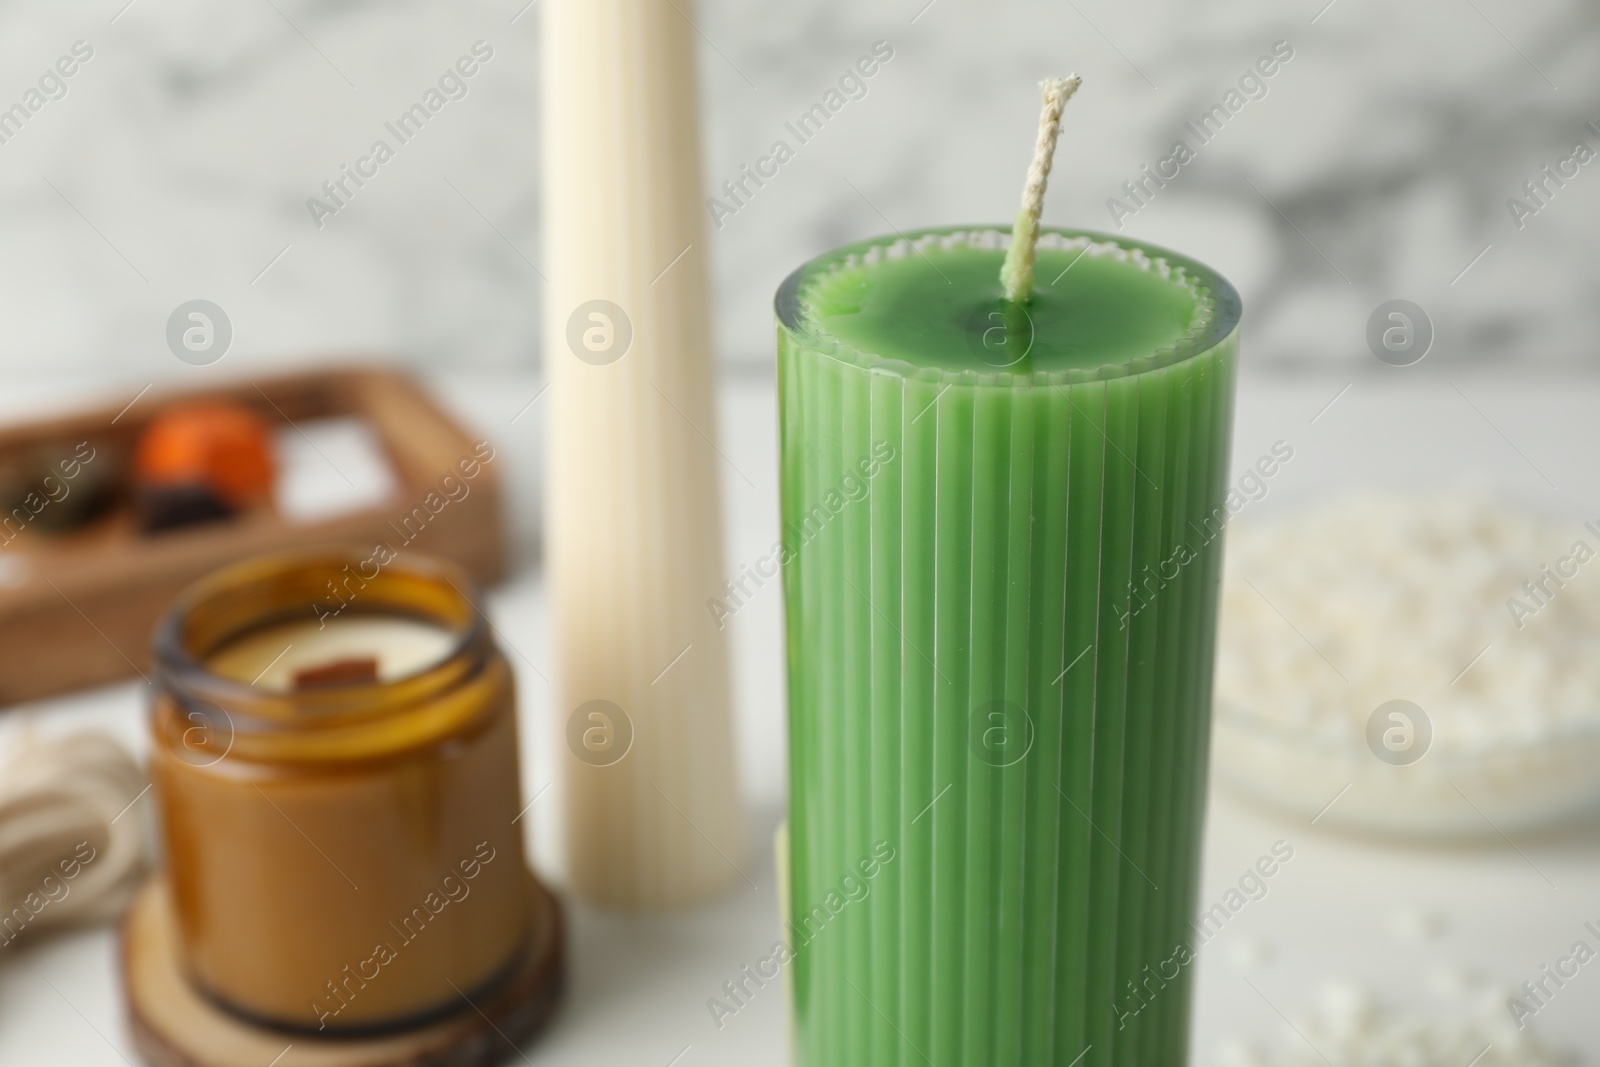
<box><xmin>775</xmin><ymin>227</ymin><xmax>1240</xmax><ymax>1067</ymax></box>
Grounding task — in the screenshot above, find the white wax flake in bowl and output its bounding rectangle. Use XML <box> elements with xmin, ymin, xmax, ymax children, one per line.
<box><xmin>1216</xmin><ymin>982</ymin><xmax>1574</xmax><ymax>1067</ymax></box>
<box><xmin>273</xmin><ymin>417</ymin><xmax>398</xmax><ymax>523</ymax></box>
<box><xmin>1214</xmin><ymin>491</ymin><xmax>1600</xmax><ymax>836</ymax></box>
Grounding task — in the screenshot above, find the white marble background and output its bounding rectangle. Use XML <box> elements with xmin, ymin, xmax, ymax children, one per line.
<box><xmin>0</xmin><ymin>0</ymin><xmax>1594</xmax><ymax>386</ymax></box>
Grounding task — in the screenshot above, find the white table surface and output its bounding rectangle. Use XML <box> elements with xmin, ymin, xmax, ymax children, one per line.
<box><xmin>2</xmin><ymin>369</ymin><xmax>1598</xmax><ymax>1065</ymax></box>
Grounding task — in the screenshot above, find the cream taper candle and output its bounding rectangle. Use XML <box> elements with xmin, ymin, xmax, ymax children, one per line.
<box><xmin>543</xmin><ymin>0</ymin><xmax>743</xmax><ymax>909</ymax></box>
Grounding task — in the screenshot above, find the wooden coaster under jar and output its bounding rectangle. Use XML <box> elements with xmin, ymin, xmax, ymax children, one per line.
<box><xmin>123</xmin><ymin>550</ymin><xmax>563</xmax><ymax>1066</ymax></box>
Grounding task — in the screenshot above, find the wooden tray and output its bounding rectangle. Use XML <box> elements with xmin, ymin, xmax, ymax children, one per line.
<box><xmin>0</xmin><ymin>368</ymin><xmax>507</xmax><ymax>705</ymax></box>
<box><xmin>123</xmin><ymin>874</ymin><xmax>564</xmax><ymax>1067</ymax></box>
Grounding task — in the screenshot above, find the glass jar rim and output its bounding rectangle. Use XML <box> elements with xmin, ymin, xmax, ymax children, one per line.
<box><xmin>150</xmin><ymin>548</ymin><xmax>491</xmax><ymax>739</ymax></box>
<box><xmin>774</xmin><ymin>225</ymin><xmax>1243</xmax><ymax>386</ymax></box>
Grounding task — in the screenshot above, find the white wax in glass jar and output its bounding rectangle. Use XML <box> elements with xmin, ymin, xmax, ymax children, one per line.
<box><xmin>206</xmin><ymin>615</ymin><xmax>456</xmax><ymax>691</ymax></box>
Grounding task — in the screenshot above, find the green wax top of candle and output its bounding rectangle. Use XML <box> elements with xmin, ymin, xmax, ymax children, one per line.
<box><xmin>779</xmin><ymin>228</ymin><xmax>1234</xmax><ymax>381</ymax></box>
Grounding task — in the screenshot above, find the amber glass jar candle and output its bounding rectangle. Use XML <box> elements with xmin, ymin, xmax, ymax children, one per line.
<box><xmin>148</xmin><ymin>551</ymin><xmax>531</xmax><ymax>1033</ymax></box>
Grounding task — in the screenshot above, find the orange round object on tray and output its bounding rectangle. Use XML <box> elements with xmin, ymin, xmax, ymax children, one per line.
<box><xmin>133</xmin><ymin>401</ymin><xmax>274</xmax><ymax>508</ymax></box>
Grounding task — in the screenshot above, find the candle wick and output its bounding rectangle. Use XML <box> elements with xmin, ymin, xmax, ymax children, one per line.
<box><xmin>1000</xmin><ymin>75</ymin><xmax>1082</xmax><ymax>305</ymax></box>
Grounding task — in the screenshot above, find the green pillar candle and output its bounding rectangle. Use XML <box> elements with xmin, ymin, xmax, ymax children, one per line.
<box><xmin>775</xmin><ymin>226</ymin><xmax>1240</xmax><ymax>1067</ymax></box>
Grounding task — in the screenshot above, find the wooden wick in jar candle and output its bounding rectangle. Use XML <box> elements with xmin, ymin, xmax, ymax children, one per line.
<box><xmin>999</xmin><ymin>75</ymin><xmax>1082</xmax><ymax>304</ymax></box>
<box><xmin>292</xmin><ymin>657</ymin><xmax>379</xmax><ymax>689</ymax></box>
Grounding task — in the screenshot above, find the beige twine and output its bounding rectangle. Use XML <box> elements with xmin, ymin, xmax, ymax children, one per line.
<box><xmin>1000</xmin><ymin>75</ymin><xmax>1083</xmax><ymax>304</ymax></box>
<box><xmin>0</xmin><ymin>728</ymin><xmax>148</xmax><ymax>946</ymax></box>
